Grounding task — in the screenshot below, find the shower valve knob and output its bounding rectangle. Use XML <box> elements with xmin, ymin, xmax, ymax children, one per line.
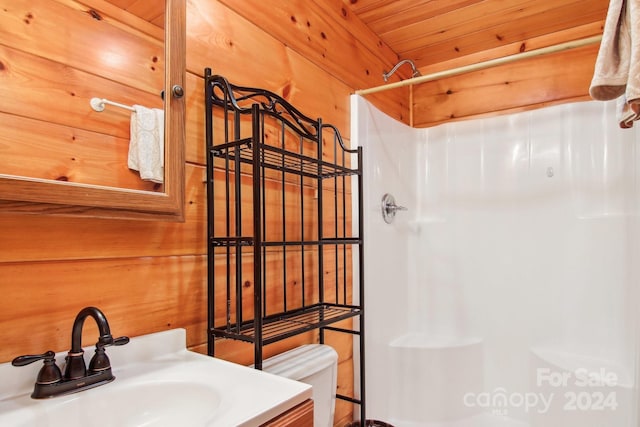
<box><xmin>386</xmin><ymin>203</ymin><xmax>407</xmax><ymax>213</ymax></box>
<box><xmin>381</xmin><ymin>193</ymin><xmax>408</xmax><ymax>224</ymax></box>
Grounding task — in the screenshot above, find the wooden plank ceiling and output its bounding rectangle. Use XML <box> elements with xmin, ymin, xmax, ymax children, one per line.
<box><xmin>104</xmin><ymin>0</ymin><xmax>164</xmax><ymax>27</ymax></box>
<box><xmin>346</xmin><ymin>0</ymin><xmax>609</xmax><ymax>75</ymax></box>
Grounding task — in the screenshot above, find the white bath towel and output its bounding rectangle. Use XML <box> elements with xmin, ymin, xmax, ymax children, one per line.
<box><xmin>590</xmin><ymin>0</ymin><xmax>640</xmax><ymax>127</ymax></box>
<box><xmin>128</xmin><ymin>105</ymin><xmax>164</xmax><ymax>183</ymax></box>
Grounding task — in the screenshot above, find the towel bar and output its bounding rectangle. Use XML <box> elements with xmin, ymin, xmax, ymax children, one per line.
<box><xmin>90</xmin><ymin>97</ymin><xmax>135</xmax><ymax>112</ymax></box>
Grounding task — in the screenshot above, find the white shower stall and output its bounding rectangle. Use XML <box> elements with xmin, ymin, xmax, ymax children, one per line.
<box><xmin>352</xmin><ymin>96</ymin><xmax>640</xmax><ymax>426</ymax></box>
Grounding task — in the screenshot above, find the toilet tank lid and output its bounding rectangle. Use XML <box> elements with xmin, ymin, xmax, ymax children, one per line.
<box><xmin>257</xmin><ymin>344</ymin><xmax>338</xmax><ymax>381</ymax></box>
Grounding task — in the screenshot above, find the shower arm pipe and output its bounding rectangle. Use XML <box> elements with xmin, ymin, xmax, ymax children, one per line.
<box><xmin>383</xmin><ymin>59</ymin><xmax>420</xmax><ymax>82</ymax></box>
<box><xmin>355</xmin><ymin>35</ymin><xmax>603</xmax><ymax>96</ymax></box>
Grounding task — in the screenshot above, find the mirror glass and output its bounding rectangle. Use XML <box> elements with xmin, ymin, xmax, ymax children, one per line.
<box><xmin>0</xmin><ymin>0</ymin><xmax>185</xmax><ymax>220</ymax></box>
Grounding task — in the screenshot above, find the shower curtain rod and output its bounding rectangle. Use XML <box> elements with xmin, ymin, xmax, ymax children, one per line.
<box><xmin>355</xmin><ymin>35</ymin><xmax>603</xmax><ymax>96</ymax></box>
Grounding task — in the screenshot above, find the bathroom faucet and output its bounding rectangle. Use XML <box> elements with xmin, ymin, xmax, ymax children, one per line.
<box><xmin>12</xmin><ymin>306</ymin><xmax>129</xmax><ymax>399</ymax></box>
<box><xmin>64</xmin><ymin>306</ymin><xmax>129</xmax><ymax>380</ymax></box>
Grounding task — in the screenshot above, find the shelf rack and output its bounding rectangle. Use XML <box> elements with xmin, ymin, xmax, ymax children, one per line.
<box><xmin>204</xmin><ymin>69</ymin><xmax>365</xmax><ymax>422</ymax></box>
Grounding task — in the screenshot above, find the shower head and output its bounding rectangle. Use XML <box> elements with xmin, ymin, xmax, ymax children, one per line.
<box><xmin>382</xmin><ymin>59</ymin><xmax>421</xmax><ymax>82</ymax></box>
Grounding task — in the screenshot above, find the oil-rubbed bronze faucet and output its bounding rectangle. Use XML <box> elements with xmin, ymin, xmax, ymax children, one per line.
<box><xmin>12</xmin><ymin>307</ymin><xmax>129</xmax><ymax>399</ymax></box>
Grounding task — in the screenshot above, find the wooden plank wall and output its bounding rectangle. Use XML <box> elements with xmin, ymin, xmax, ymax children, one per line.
<box><xmin>411</xmin><ymin>23</ymin><xmax>603</xmax><ymax>127</ymax></box>
<box><xmin>0</xmin><ymin>0</ymin><xmax>405</xmax><ymax>425</ymax></box>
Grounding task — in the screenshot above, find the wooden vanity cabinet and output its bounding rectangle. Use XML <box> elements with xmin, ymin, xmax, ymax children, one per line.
<box><xmin>261</xmin><ymin>399</ymin><xmax>314</xmax><ymax>427</ymax></box>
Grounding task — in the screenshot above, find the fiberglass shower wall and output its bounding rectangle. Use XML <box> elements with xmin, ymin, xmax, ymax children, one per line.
<box><xmin>352</xmin><ymin>96</ymin><xmax>639</xmax><ymax>427</ymax></box>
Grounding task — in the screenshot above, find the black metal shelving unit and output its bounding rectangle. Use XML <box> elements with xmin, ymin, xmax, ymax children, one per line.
<box><xmin>204</xmin><ymin>68</ymin><xmax>365</xmax><ymax>422</ymax></box>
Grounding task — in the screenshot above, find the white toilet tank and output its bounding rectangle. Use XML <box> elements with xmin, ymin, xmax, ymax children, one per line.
<box><xmin>261</xmin><ymin>344</ymin><xmax>338</xmax><ymax>427</ymax></box>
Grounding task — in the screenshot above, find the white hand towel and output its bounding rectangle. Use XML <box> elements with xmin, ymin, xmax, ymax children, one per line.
<box><xmin>128</xmin><ymin>105</ymin><xmax>164</xmax><ymax>183</ymax></box>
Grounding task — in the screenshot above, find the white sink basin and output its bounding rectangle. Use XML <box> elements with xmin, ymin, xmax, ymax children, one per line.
<box><xmin>0</xmin><ymin>329</ymin><xmax>311</xmax><ymax>427</ymax></box>
<box><xmin>50</xmin><ymin>381</ymin><xmax>221</xmax><ymax>427</ymax></box>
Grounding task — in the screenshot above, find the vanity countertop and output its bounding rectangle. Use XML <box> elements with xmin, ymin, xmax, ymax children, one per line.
<box><xmin>0</xmin><ymin>328</ymin><xmax>312</xmax><ymax>426</ymax></box>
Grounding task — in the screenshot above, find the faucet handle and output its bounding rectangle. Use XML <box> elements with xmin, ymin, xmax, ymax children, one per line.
<box><xmin>111</xmin><ymin>336</ymin><xmax>130</xmax><ymax>346</ymax></box>
<box><xmin>89</xmin><ymin>346</ymin><xmax>110</xmax><ymax>373</ymax></box>
<box><xmin>89</xmin><ymin>336</ymin><xmax>128</xmax><ymax>374</ymax></box>
<box><xmin>12</xmin><ymin>350</ymin><xmax>56</xmax><ymax>367</ymax></box>
<box><xmin>97</xmin><ymin>335</ymin><xmax>130</xmax><ymax>348</ymax></box>
<box><xmin>12</xmin><ymin>351</ymin><xmax>62</xmax><ymax>385</ymax></box>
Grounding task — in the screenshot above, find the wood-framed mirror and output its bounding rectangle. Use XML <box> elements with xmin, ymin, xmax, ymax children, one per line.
<box><xmin>0</xmin><ymin>0</ymin><xmax>185</xmax><ymax>221</ymax></box>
